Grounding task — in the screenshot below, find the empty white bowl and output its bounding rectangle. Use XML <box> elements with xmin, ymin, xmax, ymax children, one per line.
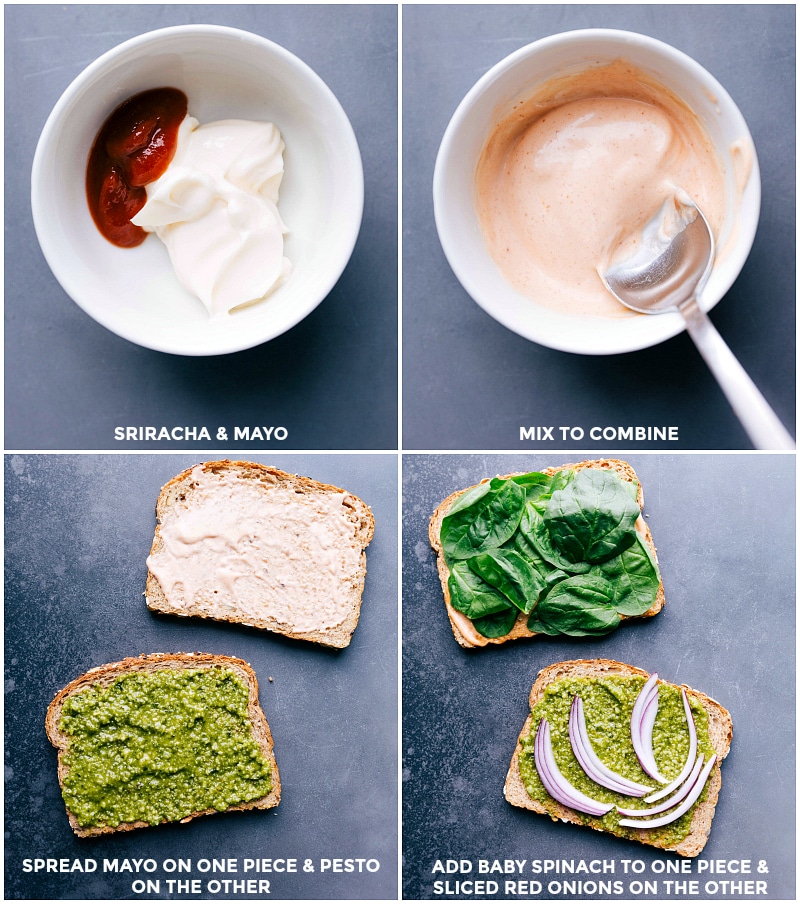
<box><xmin>32</xmin><ymin>25</ymin><xmax>364</xmax><ymax>355</ymax></box>
<box><xmin>433</xmin><ymin>29</ymin><xmax>760</xmax><ymax>355</ymax></box>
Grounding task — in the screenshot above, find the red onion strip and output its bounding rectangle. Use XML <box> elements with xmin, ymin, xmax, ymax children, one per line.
<box><xmin>640</xmin><ymin>692</ymin><xmax>667</xmax><ymax>782</ymax></box>
<box><xmin>569</xmin><ymin>697</ymin><xmax>653</xmax><ymax>797</ymax></box>
<box><xmin>629</xmin><ymin>673</ymin><xmax>658</xmax><ymax>752</ymax></box>
<box><xmin>617</xmin><ymin>754</ymin><xmax>703</xmax><ymax>816</ymax></box>
<box><xmin>618</xmin><ymin>754</ymin><xmax>717</xmax><ymax>828</ymax></box>
<box><xmin>534</xmin><ymin>718</ymin><xmax>614</xmax><ymax>817</ymax></box>
<box><xmin>645</xmin><ymin>689</ymin><xmax>697</xmax><ymax>803</ymax></box>
<box><xmin>630</xmin><ymin>674</ymin><xmax>668</xmax><ymax>783</ymax></box>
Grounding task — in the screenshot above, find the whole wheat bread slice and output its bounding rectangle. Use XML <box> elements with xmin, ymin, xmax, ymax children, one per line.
<box><xmin>504</xmin><ymin>658</ymin><xmax>732</xmax><ymax>857</ymax></box>
<box><xmin>45</xmin><ymin>652</ymin><xmax>280</xmax><ymax>837</ymax></box>
<box><xmin>146</xmin><ymin>461</ymin><xmax>375</xmax><ymax>648</ymax></box>
<box><xmin>429</xmin><ymin>458</ymin><xmax>664</xmax><ymax>648</ymax></box>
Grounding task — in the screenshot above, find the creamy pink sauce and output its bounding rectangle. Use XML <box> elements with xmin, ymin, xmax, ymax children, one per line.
<box><xmin>474</xmin><ymin>60</ymin><xmax>727</xmax><ymax>318</ymax></box>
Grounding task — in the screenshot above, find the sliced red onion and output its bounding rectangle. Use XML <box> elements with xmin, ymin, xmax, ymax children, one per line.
<box><xmin>645</xmin><ymin>689</ymin><xmax>697</xmax><ymax>803</ymax></box>
<box><xmin>618</xmin><ymin>754</ymin><xmax>717</xmax><ymax>828</ymax></box>
<box><xmin>630</xmin><ymin>673</ymin><xmax>658</xmax><ymax>751</ymax></box>
<box><xmin>568</xmin><ymin>697</ymin><xmax>653</xmax><ymax>797</ymax></box>
<box><xmin>617</xmin><ymin>753</ymin><xmax>703</xmax><ymax>816</ymax></box>
<box><xmin>630</xmin><ymin>674</ymin><xmax>668</xmax><ymax>783</ymax></box>
<box><xmin>534</xmin><ymin>718</ymin><xmax>614</xmax><ymax>817</ymax></box>
<box><xmin>640</xmin><ymin>693</ymin><xmax>667</xmax><ymax>782</ymax></box>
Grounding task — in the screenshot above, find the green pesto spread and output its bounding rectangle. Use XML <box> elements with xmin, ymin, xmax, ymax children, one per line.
<box><xmin>519</xmin><ymin>675</ymin><xmax>715</xmax><ymax>848</ymax></box>
<box><xmin>59</xmin><ymin>667</ymin><xmax>273</xmax><ymax>828</ymax></box>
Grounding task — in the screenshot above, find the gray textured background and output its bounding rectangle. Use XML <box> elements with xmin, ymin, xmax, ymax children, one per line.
<box><xmin>402</xmin><ymin>454</ymin><xmax>795</xmax><ymax>899</ymax></box>
<box><xmin>402</xmin><ymin>5</ymin><xmax>796</xmax><ymax>450</ymax></box>
<box><xmin>4</xmin><ymin>5</ymin><xmax>397</xmax><ymax>451</ymax></box>
<box><xmin>4</xmin><ymin>454</ymin><xmax>398</xmax><ymax>900</ymax></box>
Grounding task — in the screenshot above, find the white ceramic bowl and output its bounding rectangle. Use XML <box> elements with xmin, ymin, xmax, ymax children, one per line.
<box><xmin>433</xmin><ymin>29</ymin><xmax>760</xmax><ymax>355</ymax></box>
<box><xmin>32</xmin><ymin>25</ymin><xmax>363</xmax><ymax>355</ymax></box>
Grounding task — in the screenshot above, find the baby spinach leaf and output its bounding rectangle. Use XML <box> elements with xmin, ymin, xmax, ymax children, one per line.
<box><xmin>472</xmin><ymin>606</ymin><xmax>518</xmax><ymax>638</ymax></box>
<box><xmin>598</xmin><ymin>534</ymin><xmax>661</xmax><ymax>616</ymax></box>
<box><xmin>525</xmin><ymin>612</ymin><xmax>562</xmax><ymax>635</ymax></box>
<box><xmin>448</xmin><ymin>563</ymin><xmax>513</xmax><ymax>619</ymax></box>
<box><xmin>547</xmin><ymin>468</ymin><xmax>575</xmax><ymax>495</ymax></box>
<box><xmin>522</xmin><ymin>468</ymin><xmax>575</xmax><ymax>514</ymax></box>
<box><xmin>467</xmin><ymin>549</ymin><xmax>545</xmax><ymax>614</ymax></box>
<box><xmin>544</xmin><ymin>469</ymin><xmax>640</xmax><ymax>564</ymax></box>
<box><xmin>441</xmin><ymin>477</ymin><xmax>526</xmax><ymax>563</ymax></box>
<box><xmin>512</xmin><ymin>534</ymin><xmax>572</xmax><ymax>589</ymax></box>
<box><xmin>509</xmin><ymin>471</ymin><xmax>551</xmax><ymax>493</ymax></box>
<box><xmin>518</xmin><ymin>502</ymin><xmax>591</xmax><ymax>574</ymax></box>
<box><xmin>544</xmin><ymin>568</ymin><xmax>570</xmax><ymax>590</ymax></box>
<box><xmin>445</xmin><ymin>480</ymin><xmax>493</xmax><ymax>517</ymax></box>
<box><xmin>513</xmin><ymin>528</ymin><xmax>545</xmax><ymax>568</ymax></box>
<box><xmin>527</xmin><ymin>574</ymin><xmax>621</xmax><ymax>636</ymax></box>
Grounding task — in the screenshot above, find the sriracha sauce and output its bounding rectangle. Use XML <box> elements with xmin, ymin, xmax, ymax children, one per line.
<box><xmin>86</xmin><ymin>87</ymin><xmax>187</xmax><ymax>247</ymax></box>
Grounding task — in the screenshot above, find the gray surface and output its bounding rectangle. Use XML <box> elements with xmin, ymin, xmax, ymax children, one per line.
<box><xmin>402</xmin><ymin>5</ymin><xmax>796</xmax><ymax>450</ymax></box>
<box><xmin>402</xmin><ymin>454</ymin><xmax>795</xmax><ymax>899</ymax></box>
<box><xmin>4</xmin><ymin>454</ymin><xmax>398</xmax><ymax>900</ymax></box>
<box><xmin>4</xmin><ymin>5</ymin><xmax>397</xmax><ymax>451</ymax></box>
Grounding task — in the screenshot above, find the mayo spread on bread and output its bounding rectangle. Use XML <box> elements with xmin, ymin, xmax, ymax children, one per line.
<box><xmin>474</xmin><ymin>60</ymin><xmax>728</xmax><ymax>318</ymax></box>
<box><xmin>132</xmin><ymin>116</ymin><xmax>290</xmax><ymax>319</ymax></box>
<box><xmin>146</xmin><ymin>466</ymin><xmax>360</xmax><ymax>633</ymax></box>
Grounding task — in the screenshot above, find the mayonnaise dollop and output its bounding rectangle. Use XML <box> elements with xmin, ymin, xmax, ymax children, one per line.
<box><xmin>132</xmin><ymin>116</ymin><xmax>290</xmax><ymax>319</ymax></box>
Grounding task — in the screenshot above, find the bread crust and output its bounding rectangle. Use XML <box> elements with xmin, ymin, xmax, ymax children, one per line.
<box><xmin>429</xmin><ymin>459</ymin><xmax>664</xmax><ymax>648</ymax></box>
<box><xmin>146</xmin><ymin>461</ymin><xmax>375</xmax><ymax>649</ymax></box>
<box><xmin>503</xmin><ymin>659</ymin><xmax>733</xmax><ymax>857</ymax></box>
<box><xmin>45</xmin><ymin>652</ymin><xmax>281</xmax><ymax>837</ymax></box>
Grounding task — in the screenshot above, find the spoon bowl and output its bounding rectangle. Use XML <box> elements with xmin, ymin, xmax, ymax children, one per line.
<box><xmin>601</xmin><ymin>196</ymin><xmax>794</xmax><ymax>450</ymax></box>
<box><xmin>603</xmin><ymin>195</ymin><xmax>715</xmax><ymax>315</ymax></box>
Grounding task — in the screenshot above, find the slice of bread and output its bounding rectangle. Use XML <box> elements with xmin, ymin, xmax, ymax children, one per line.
<box><xmin>429</xmin><ymin>458</ymin><xmax>664</xmax><ymax>648</ymax></box>
<box><xmin>146</xmin><ymin>461</ymin><xmax>375</xmax><ymax>648</ymax></box>
<box><xmin>45</xmin><ymin>652</ymin><xmax>280</xmax><ymax>837</ymax></box>
<box><xmin>504</xmin><ymin>659</ymin><xmax>732</xmax><ymax>857</ymax></box>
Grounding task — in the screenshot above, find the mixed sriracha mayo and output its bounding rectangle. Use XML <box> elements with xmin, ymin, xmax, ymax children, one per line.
<box><xmin>474</xmin><ymin>60</ymin><xmax>728</xmax><ymax>318</ymax></box>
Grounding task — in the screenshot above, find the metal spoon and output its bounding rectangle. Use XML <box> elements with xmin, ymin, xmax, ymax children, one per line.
<box><xmin>601</xmin><ymin>195</ymin><xmax>794</xmax><ymax>450</ymax></box>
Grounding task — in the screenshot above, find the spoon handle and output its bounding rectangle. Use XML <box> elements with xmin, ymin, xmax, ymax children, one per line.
<box><xmin>680</xmin><ymin>297</ymin><xmax>795</xmax><ymax>450</ymax></box>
